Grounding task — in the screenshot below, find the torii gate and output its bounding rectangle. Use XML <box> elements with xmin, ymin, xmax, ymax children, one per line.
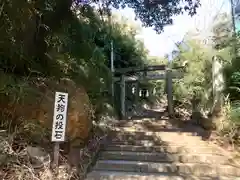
<box><xmin>114</xmin><ymin>65</ymin><xmax>184</xmax><ymax>119</ymax></box>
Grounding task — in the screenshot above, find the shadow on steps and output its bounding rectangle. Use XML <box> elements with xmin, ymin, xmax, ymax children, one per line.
<box><xmin>85</xmin><ymin>108</ymin><xmax>239</xmax><ymax>179</ymax></box>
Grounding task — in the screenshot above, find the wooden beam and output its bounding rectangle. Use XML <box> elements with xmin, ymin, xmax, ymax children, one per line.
<box><xmin>114</xmin><ymin>71</ymin><xmax>183</xmax><ymax>82</ymax></box>
<box><xmin>114</xmin><ymin>65</ymin><xmax>166</xmax><ymax>75</ymax></box>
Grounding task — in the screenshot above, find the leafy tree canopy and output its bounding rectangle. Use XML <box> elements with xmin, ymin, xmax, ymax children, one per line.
<box><xmin>76</xmin><ymin>0</ymin><xmax>200</xmax><ymax>33</ymax></box>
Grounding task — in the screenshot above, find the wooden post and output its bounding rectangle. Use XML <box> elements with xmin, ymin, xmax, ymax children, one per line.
<box><xmin>120</xmin><ymin>74</ymin><xmax>126</xmax><ymax>119</ymax></box>
<box><xmin>53</xmin><ymin>142</ymin><xmax>60</xmax><ymax>169</ymax></box>
<box><xmin>166</xmin><ymin>69</ymin><xmax>174</xmax><ymax>117</ymax></box>
<box><xmin>135</xmin><ymin>82</ymin><xmax>139</xmax><ymax>101</ymax></box>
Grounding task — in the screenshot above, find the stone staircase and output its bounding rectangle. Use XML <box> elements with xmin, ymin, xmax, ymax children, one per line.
<box><xmin>86</xmin><ymin>117</ymin><xmax>240</xmax><ymax>180</ymax></box>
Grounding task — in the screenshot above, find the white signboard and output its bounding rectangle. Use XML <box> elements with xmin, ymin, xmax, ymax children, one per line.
<box><xmin>51</xmin><ymin>92</ymin><xmax>68</xmax><ymax>142</ymax></box>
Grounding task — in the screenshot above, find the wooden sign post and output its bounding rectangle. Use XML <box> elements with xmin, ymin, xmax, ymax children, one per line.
<box><xmin>51</xmin><ymin>92</ymin><xmax>68</xmax><ymax>171</ymax></box>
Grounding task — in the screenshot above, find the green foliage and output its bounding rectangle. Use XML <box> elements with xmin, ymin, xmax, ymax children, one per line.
<box><xmin>75</xmin><ymin>0</ymin><xmax>200</xmax><ymax>33</ymax></box>
<box><xmin>172</xmin><ymin>13</ymin><xmax>240</xmax><ymax>108</ymax></box>
<box><xmin>229</xmin><ymin>101</ymin><xmax>240</xmax><ymax>125</ymax></box>
<box><xmin>212</xmin><ymin>14</ymin><xmax>240</xmax><ymax>101</ymax></box>
<box><xmin>0</xmin><ymin>0</ymin><xmax>200</xmax><ymax>116</ymax></box>
<box><xmin>226</xmin><ymin>70</ymin><xmax>240</xmax><ymax>100</ymax></box>
<box><xmin>219</xmin><ymin>99</ymin><xmax>240</xmax><ymax>144</ymax></box>
<box><xmin>146</xmin><ymin>56</ymin><xmax>168</xmax><ymax>65</ymax></box>
<box><xmin>171</xmin><ymin>39</ymin><xmax>213</xmax><ymax>108</ymax></box>
<box><xmin>212</xmin><ymin>13</ymin><xmax>232</xmax><ymax>51</ymax></box>
<box><xmin>209</xmin><ymin>13</ymin><xmax>240</xmax><ymax>145</ymax></box>
<box><xmin>0</xmin><ymin>0</ymin><xmax>150</xmax><ymax>107</ymax></box>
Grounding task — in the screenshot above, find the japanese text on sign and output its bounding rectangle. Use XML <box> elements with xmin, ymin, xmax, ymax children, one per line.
<box><xmin>51</xmin><ymin>92</ymin><xmax>68</xmax><ymax>142</ymax></box>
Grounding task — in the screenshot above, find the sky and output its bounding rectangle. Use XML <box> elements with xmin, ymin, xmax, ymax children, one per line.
<box><xmin>113</xmin><ymin>0</ymin><xmax>231</xmax><ymax>57</ymax></box>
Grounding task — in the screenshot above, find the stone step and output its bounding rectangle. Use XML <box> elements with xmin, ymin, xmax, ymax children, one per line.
<box><xmin>110</xmin><ymin>138</ymin><xmax>207</xmax><ymax>147</ymax></box>
<box><xmin>109</xmin><ymin>130</ymin><xmax>202</xmax><ymax>141</ymax></box>
<box><xmin>109</xmin><ymin>130</ymin><xmax>158</xmax><ymax>137</ymax></box>
<box><xmin>103</xmin><ymin>145</ymin><xmax>223</xmax><ymax>154</ymax></box>
<box><xmin>93</xmin><ymin>160</ymin><xmax>240</xmax><ymax>177</ymax></box>
<box><xmin>86</xmin><ymin>171</ymin><xmax>183</xmax><ymax>180</ymax></box>
<box><xmin>110</xmin><ymin>131</ymin><xmax>203</xmax><ymax>141</ymax></box>
<box><xmin>104</xmin><ymin>144</ymin><xmax>179</xmax><ymax>153</ymax></box>
<box><xmin>114</xmin><ymin>119</ymin><xmax>154</xmax><ymax>124</ymax></box>
<box><xmin>99</xmin><ymin>151</ymin><xmax>230</xmax><ymax>164</ymax></box>
<box><xmin>110</xmin><ymin>131</ymin><xmax>160</xmax><ymax>142</ymax></box>
<box><xmin>111</xmin><ymin>128</ymin><xmax>197</xmax><ymax>137</ymax></box>
<box><xmin>110</xmin><ymin>139</ymin><xmax>165</xmax><ymax>146</ymax></box>
<box><xmin>86</xmin><ymin>170</ymin><xmax>237</xmax><ymax>180</ymax></box>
